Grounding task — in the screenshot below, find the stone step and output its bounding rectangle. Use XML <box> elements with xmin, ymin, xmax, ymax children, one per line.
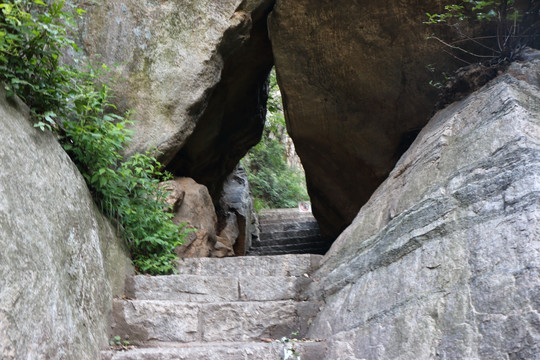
<box><xmin>259</xmin><ymin>228</ymin><xmax>321</xmax><ymax>241</ymax></box>
<box><xmin>175</xmin><ymin>254</ymin><xmax>322</xmax><ymax>277</ymax></box>
<box><xmin>102</xmin><ymin>341</ymin><xmax>327</xmax><ymax>360</ymax></box>
<box><xmin>252</xmin><ymin>238</ymin><xmax>328</xmax><ymax>250</ymax></box>
<box><xmin>126</xmin><ymin>275</ymin><xmax>312</xmax><ymax>302</ymax></box>
<box><xmin>259</xmin><ymin>219</ymin><xmax>318</xmax><ymax>233</ymax></box>
<box><xmin>250</xmin><ymin>238</ymin><xmax>329</xmax><ymax>251</ymax></box>
<box><xmin>258</xmin><ymin>209</ymin><xmax>314</xmax><ymax>223</ymax></box>
<box><xmin>247</xmin><ymin>246</ymin><xmax>328</xmax><ymax>256</ymax></box>
<box><xmin>111</xmin><ymin>299</ymin><xmax>320</xmax><ymax>345</ymax></box>
<box><xmin>249</xmin><ymin>243</ymin><xmax>329</xmax><ymax>253</ymax></box>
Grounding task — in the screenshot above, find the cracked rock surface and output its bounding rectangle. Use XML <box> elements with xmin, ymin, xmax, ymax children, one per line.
<box><xmin>306</xmin><ymin>52</ymin><xmax>540</xmax><ymax>359</ymax></box>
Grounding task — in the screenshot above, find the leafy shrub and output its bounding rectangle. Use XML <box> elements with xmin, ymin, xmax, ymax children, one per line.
<box><xmin>425</xmin><ymin>0</ymin><xmax>539</xmax><ymax>63</ymax></box>
<box><xmin>242</xmin><ymin>69</ymin><xmax>309</xmax><ymax>211</ymax></box>
<box><xmin>0</xmin><ymin>0</ymin><xmax>80</xmax><ymax>121</ymax></box>
<box><xmin>0</xmin><ymin>0</ymin><xmax>187</xmax><ymax>275</ymax></box>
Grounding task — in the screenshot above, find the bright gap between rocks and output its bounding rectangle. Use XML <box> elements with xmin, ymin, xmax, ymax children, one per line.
<box><xmin>240</xmin><ymin>67</ymin><xmax>310</xmax><ymax>212</ymax></box>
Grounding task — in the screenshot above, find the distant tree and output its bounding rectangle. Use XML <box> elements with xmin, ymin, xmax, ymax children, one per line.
<box><xmin>242</xmin><ymin>69</ymin><xmax>309</xmax><ymax>211</ymax></box>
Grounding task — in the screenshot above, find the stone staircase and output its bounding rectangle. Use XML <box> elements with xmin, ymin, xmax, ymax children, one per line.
<box><xmin>248</xmin><ymin>209</ymin><xmax>331</xmax><ymax>256</ymax></box>
<box><xmin>102</xmin><ymin>254</ymin><xmax>326</xmax><ymax>359</ymax></box>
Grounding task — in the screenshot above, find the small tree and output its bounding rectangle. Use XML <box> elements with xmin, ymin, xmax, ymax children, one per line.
<box><xmin>425</xmin><ymin>0</ymin><xmax>539</xmax><ymax>64</ymax></box>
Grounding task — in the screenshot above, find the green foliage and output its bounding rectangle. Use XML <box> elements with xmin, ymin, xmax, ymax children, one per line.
<box><xmin>425</xmin><ymin>0</ymin><xmax>539</xmax><ymax>62</ymax></box>
<box><xmin>242</xmin><ymin>69</ymin><xmax>309</xmax><ymax>211</ymax></box>
<box><xmin>109</xmin><ymin>335</ymin><xmax>130</xmax><ymax>348</ymax></box>
<box><xmin>0</xmin><ymin>0</ymin><xmax>187</xmax><ymax>275</ymax></box>
<box><xmin>0</xmin><ymin>0</ymin><xmax>79</xmax><ymax>120</ymax></box>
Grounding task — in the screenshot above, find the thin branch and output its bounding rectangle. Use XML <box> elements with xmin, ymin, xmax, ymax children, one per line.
<box><xmin>442</xmin><ymin>48</ymin><xmax>472</xmax><ymax>65</ymax></box>
<box><xmin>429</xmin><ymin>35</ymin><xmax>499</xmax><ymax>58</ymax></box>
<box><xmin>449</xmin><ymin>25</ymin><xmax>500</xmax><ymax>53</ymax></box>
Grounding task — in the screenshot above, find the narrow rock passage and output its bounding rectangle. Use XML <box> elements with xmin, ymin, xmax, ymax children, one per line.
<box><xmin>102</xmin><ymin>255</ymin><xmax>327</xmax><ymax>359</ymax></box>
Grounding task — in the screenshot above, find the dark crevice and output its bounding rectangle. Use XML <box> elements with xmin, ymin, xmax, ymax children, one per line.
<box><xmin>165</xmin><ymin>2</ymin><xmax>275</xmax><ymax>203</ymax></box>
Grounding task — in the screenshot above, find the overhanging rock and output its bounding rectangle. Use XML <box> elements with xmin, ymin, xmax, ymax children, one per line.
<box><xmin>78</xmin><ymin>0</ymin><xmax>275</xmax><ymax>200</ymax></box>
<box><xmin>268</xmin><ymin>0</ymin><xmax>478</xmax><ymax>238</ymax></box>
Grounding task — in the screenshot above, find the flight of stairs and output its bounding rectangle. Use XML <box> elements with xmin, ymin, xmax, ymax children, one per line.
<box><xmin>102</xmin><ymin>254</ymin><xmax>326</xmax><ymax>359</ymax></box>
<box><xmin>248</xmin><ymin>209</ymin><xmax>331</xmax><ymax>256</ymax></box>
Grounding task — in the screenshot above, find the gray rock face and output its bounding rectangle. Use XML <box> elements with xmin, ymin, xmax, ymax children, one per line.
<box><xmin>78</xmin><ymin>0</ymin><xmax>274</xmax><ymax>200</ymax></box>
<box><xmin>0</xmin><ymin>90</ymin><xmax>133</xmax><ymax>359</ymax></box>
<box><xmin>219</xmin><ymin>166</ymin><xmax>256</xmax><ymax>255</ymax></box>
<box><xmin>175</xmin><ymin>253</ymin><xmax>322</xmax><ymax>277</ymax></box>
<box><xmin>306</xmin><ymin>55</ymin><xmax>540</xmax><ymax>359</ymax></box>
<box><xmin>102</xmin><ymin>341</ymin><xmax>327</xmax><ymax>360</ymax></box>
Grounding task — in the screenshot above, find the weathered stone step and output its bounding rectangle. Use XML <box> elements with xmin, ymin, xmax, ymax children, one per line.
<box><xmin>259</xmin><ymin>218</ymin><xmax>317</xmax><ymax>233</ymax></box>
<box><xmin>252</xmin><ymin>238</ymin><xmax>328</xmax><ymax>250</ymax></box>
<box><xmin>111</xmin><ymin>299</ymin><xmax>320</xmax><ymax>345</ymax></box>
<box><xmin>258</xmin><ymin>209</ymin><xmax>314</xmax><ymax>223</ymax></box>
<box><xmin>126</xmin><ymin>274</ymin><xmax>312</xmax><ymax>302</ymax></box>
<box><xmin>175</xmin><ymin>254</ymin><xmax>322</xmax><ymax>277</ymax></box>
<box><xmin>259</xmin><ymin>228</ymin><xmax>321</xmax><ymax>241</ymax></box>
<box><xmin>256</xmin><ymin>234</ymin><xmax>327</xmax><ymax>246</ymax></box>
<box><xmin>102</xmin><ymin>341</ymin><xmax>327</xmax><ymax>360</ymax></box>
<box><xmin>248</xmin><ymin>247</ymin><xmax>328</xmax><ymax>256</ymax></box>
<box><xmin>250</xmin><ymin>241</ymin><xmax>328</xmax><ymax>253</ymax></box>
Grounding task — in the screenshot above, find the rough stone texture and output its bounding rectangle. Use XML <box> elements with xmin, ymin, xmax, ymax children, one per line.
<box><xmin>214</xmin><ymin>213</ymin><xmax>239</xmax><ymax>257</ymax></box>
<box><xmin>108</xmin><ymin>254</ymin><xmax>325</xmax><ymax>358</ymax></box>
<box><xmin>77</xmin><ymin>0</ymin><xmax>274</xmax><ymax>200</ymax></box>
<box><xmin>127</xmin><ymin>273</ymin><xmax>310</xmax><ymax>303</ymax></box>
<box><xmin>0</xmin><ymin>90</ymin><xmax>133</xmax><ymax>359</ymax></box>
<box><xmin>306</xmin><ymin>55</ymin><xmax>540</xmax><ymax>359</ymax></box>
<box><xmin>112</xmin><ymin>299</ymin><xmax>314</xmax><ymax>344</ymax></box>
<box><xmin>112</xmin><ymin>300</ymin><xmax>200</xmax><ymax>344</ymax></box>
<box><xmin>268</xmin><ymin>0</ymin><xmax>476</xmax><ymax>238</ymax></box>
<box><xmin>160</xmin><ymin>180</ymin><xmax>185</xmax><ymax>213</ymax></box>
<box><xmin>102</xmin><ymin>341</ymin><xmax>327</xmax><ymax>360</ymax></box>
<box><xmin>200</xmin><ymin>301</ymin><xmax>301</xmax><ymax>342</ymax></box>
<box><xmin>170</xmin><ymin>178</ymin><xmax>217</xmax><ymax>233</ymax></box>
<box><xmin>176</xmin><ymin>253</ymin><xmax>322</xmax><ymax>277</ymax></box>
<box><xmin>165</xmin><ymin>176</ymin><xmax>254</xmax><ymax>258</ymax></box>
<box><xmin>125</xmin><ymin>275</ymin><xmax>239</xmax><ymax>302</ymax></box>
<box><xmin>168</xmin><ymin>177</ymin><xmax>217</xmax><ymax>258</ymax></box>
<box><xmin>218</xmin><ymin>166</ymin><xmax>256</xmax><ymax>255</ymax></box>
<box><xmin>238</xmin><ymin>276</ymin><xmax>300</xmax><ymax>301</ymax></box>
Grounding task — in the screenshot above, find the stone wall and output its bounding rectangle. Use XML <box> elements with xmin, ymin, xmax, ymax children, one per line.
<box><xmin>0</xmin><ymin>91</ymin><xmax>133</xmax><ymax>359</ymax></box>
<box><xmin>306</xmin><ymin>53</ymin><xmax>540</xmax><ymax>359</ymax></box>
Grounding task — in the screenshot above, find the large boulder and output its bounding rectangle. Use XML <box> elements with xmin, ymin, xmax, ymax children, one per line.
<box><xmin>77</xmin><ymin>0</ymin><xmax>274</xmax><ymax>199</ymax></box>
<box><xmin>164</xmin><ymin>176</ymin><xmax>249</xmax><ymax>258</ymax></box>
<box><xmin>305</xmin><ymin>53</ymin><xmax>540</xmax><ymax>359</ymax></box>
<box><xmin>164</xmin><ymin>177</ymin><xmax>218</xmax><ymax>258</ymax></box>
<box><xmin>0</xmin><ymin>90</ymin><xmax>133</xmax><ymax>359</ymax></box>
<box><xmin>268</xmin><ymin>0</ymin><xmax>474</xmax><ymax>237</ymax></box>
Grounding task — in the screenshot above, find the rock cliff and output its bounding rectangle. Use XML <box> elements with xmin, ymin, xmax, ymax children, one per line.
<box><xmin>306</xmin><ymin>52</ymin><xmax>540</xmax><ymax>359</ymax></box>
<box><xmin>0</xmin><ymin>91</ymin><xmax>133</xmax><ymax>359</ymax></box>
